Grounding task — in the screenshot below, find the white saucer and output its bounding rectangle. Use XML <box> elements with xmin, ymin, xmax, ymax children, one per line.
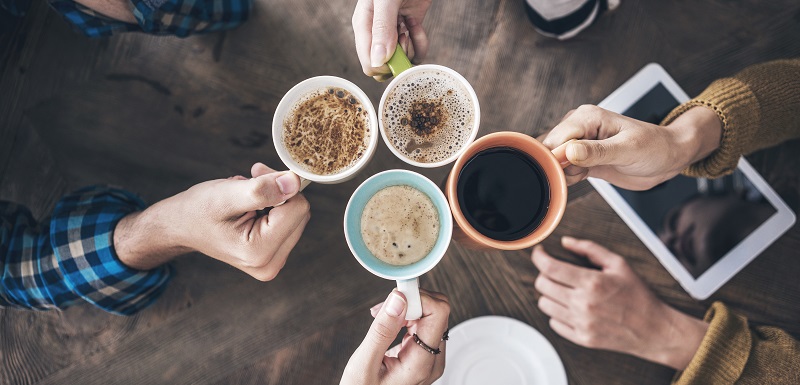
<box><xmin>433</xmin><ymin>316</ymin><xmax>567</xmax><ymax>385</ymax></box>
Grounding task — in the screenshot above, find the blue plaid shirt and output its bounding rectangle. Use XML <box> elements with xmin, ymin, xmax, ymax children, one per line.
<box><xmin>2</xmin><ymin>0</ymin><xmax>251</xmax><ymax>37</ymax></box>
<box><xmin>0</xmin><ymin>186</ymin><xmax>172</xmax><ymax>315</ymax></box>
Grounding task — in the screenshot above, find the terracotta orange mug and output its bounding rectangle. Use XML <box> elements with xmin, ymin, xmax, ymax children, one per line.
<box><xmin>445</xmin><ymin>132</ymin><xmax>570</xmax><ymax>250</ymax></box>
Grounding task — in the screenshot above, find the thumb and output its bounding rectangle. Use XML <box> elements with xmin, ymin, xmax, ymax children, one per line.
<box><xmin>566</xmin><ymin>139</ymin><xmax>621</xmax><ymax>168</ymax></box>
<box><xmin>370</xmin><ymin>0</ymin><xmax>400</xmax><ymax>67</ymax></box>
<box><xmin>223</xmin><ymin>171</ymin><xmax>301</xmax><ymax>212</ymax></box>
<box><xmin>354</xmin><ymin>290</ymin><xmax>408</xmax><ymax>367</ymax></box>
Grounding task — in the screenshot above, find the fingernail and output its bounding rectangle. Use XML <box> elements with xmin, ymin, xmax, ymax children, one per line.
<box><xmin>562</xmin><ymin>236</ymin><xmax>576</xmax><ymax>245</ymax></box>
<box><xmin>370</xmin><ymin>302</ymin><xmax>383</xmax><ymax>313</ymax></box>
<box><xmin>276</xmin><ymin>173</ymin><xmax>298</xmax><ymax>195</ymax></box>
<box><xmin>568</xmin><ymin>142</ymin><xmax>588</xmax><ymax>162</ymax></box>
<box><xmin>384</xmin><ymin>292</ymin><xmax>406</xmax><ymax>317</ymax></box>
<box><xmin>371</xmin><ymin>43</ymin><xmax>388</xmax><ymax>68</ymax></box>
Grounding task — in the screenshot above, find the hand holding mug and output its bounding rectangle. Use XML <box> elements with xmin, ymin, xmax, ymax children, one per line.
<box><xmin>531</xmin><ymin>236</ymin><xmax>708</xmax><ymax>370</ymax></box>
<box><xmin>352</xmin><ymin>0</ymin><xmax>433</xmax><ymax>80</ymax></box>
<box><xmin>540</xmin><ymin>105</ymin><xmax>723</xmax><ymax>190</ymax></box>
<box><xmin>341</xmin><ymin>289</ymin><xmax>450</xmax><ymax>385</ymax></box>
<box><xmin>116</xmin><ymin>162</ymin><xmax>311</xmax><ymax>281</ymax></box>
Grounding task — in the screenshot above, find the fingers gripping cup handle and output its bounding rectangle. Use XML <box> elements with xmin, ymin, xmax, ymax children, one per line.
<box><xmin>387</xmin><ymin>45</ymin><xmax>413</xmax><ymax>78</ymax></box>
<box><xmin>551</xmin><ymin>139</ymin><xmax>577</xmax><ymax>169</ymax></box>
<box><xmin>397</xmin><ymin>277</ymin><xmax>422</xmax><ymax>320</ymax></box>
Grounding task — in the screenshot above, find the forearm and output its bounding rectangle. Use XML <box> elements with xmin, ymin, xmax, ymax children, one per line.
<box><xmin>663</xmin><ymin>58</ymin><xmax>800</xmax><ymax>178</ymax></box>
<box><xmin>114</xmin><ymin>202</ymin><xmax>191</xmax><ymax>270</ymax></box>
<box><xmin>0</xmin><ymin>187</ymin><xmax>173</xmax><ymax>315</ymax></box>
<box><xmin>645</xmin><ymin>304</ymin><xmax>709</xmax><ymax>370</ymax></box>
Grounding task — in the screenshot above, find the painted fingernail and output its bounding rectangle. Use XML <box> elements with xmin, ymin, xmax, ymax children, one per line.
<box><xmin>384</xmin><ymin>292</ymin><xmax>406</xmax><ymax>317</ymax></box>
<box><xmin>371</xmin><ymin>43</ymin><xmax>388</xmax><ymax>68</ymax></box>
<box><xmin>276</xmin><ymin>173</ymin><xmax>298</xmax><ymax>195</ymax></box>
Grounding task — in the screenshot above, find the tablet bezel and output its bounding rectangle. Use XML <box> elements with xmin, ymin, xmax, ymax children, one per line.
<box><xmin>589</xmin><ymin>63</ymin><xmax>796</xmax><ymax>299</ymax></box>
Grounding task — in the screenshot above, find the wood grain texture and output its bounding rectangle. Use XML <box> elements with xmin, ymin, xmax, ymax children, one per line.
<box><xmin>1</xmin><ymin>0</ymin><xmax>799</xmax><ymax>384</ymax></box>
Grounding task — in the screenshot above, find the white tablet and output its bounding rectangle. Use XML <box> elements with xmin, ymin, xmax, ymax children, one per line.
<box><xmin>590</xmin><ymin>63</ymin><xmax>796</xmax><ymax>300</ymax></box>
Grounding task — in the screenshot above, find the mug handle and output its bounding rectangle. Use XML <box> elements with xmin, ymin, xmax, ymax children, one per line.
<box><xmin>386</xmin><ymin>45</ymin><xmax>414</xmax><ymax>78</ymax></box>
<box><xmin>396</xmin><ymin>277</ymin><xmax>422</xmax><ymax>320</ymax></box>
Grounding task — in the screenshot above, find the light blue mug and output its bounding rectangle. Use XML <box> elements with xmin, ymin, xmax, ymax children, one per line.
<box><xmin>344</xmin><ymin>170</ymin><xmax>453</xmax><ymax>320</ymax></box>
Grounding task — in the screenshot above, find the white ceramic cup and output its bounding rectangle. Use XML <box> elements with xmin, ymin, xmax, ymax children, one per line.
<box><xmin>378</xmin><ymin>53</ymin><xmax>481</xmax><ymax>168</ymax></box>
<box><xmin>272</xmin><ymin>76</ymin><xmax>380</xmax><ymax>188</ymax></box>
<box><xmin>344</xmin><ymin>170</ymin><xmax>453</xmax><ymax>320</ymax></box>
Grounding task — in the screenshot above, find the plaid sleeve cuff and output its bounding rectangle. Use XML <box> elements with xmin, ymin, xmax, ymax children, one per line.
<box><xmin>49</xmin><ymin>0</ymin><xmax>251</xmax><ymax>37</ymax></box>
<box><xmin>50</xmin><ymin>186</ymin><xmax>172</xmax><ymax>315</ymax></box>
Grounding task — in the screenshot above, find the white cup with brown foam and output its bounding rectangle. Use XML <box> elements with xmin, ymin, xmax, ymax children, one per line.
<box><xmin>272</xmin><ymin>76</ymin><xmax>380</xmax><ymax>188</ymax></box>
<box><xmin>378</xmin><ymin>47</ymin><xmax>481</xmax><ymax>168</ymax></box>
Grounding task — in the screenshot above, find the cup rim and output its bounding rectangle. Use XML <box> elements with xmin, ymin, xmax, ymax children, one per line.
<box><xmin>378</xmin><ymin>64</ymin><xmax>481</xmax><ymax>169</ymax></box>
<box><xmin>344</xmin><ymin>169</ymin><xmax>453</xmax><ymax>280</ymax></box>
<box><xmin>272</xmin><ymin>76</ymin><xmax>379</xmax><ymax>183</ymax></box>
<box><xmin>445</xmin><ymin>132</ymin><xmax>568</xmax><ymax>250</ymax></box>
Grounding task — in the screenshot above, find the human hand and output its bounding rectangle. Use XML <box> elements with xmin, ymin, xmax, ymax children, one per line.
<box><xmin>541</xmin><ymin>105</ymin><xmax>722</xmax><ymax>190</ymax></box>
<box><xmin>352</xmin><ymin>0</ymin><xmax>433</xmax><ymax>80</ymax></box>
<box><xmin>341</xmin><ymin>289</ymin><xmax>450</xmax><ymax>385</ymax></box>
<box><xmin>531</xmin><ymin>236</ymin><xmax>708</xmax><ymax>370</ymax></box>
<box><xmin>115</xmin><ymin>162</ymin><xmax>311</xmax><ymax>281</ymax></box>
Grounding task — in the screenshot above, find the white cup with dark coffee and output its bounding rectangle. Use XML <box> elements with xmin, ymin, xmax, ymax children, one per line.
<box><xmin>272</xmin><ymin>76</ymin><xmax>380</xmax><ymax>188</ymax></box>
<box><xmin>378</xmin><ymin>47</ymin><xmax>481</xmax><ymax>168</ymax></box>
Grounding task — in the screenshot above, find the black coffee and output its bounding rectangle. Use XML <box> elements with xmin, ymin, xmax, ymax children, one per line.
<box><xmin>456</xmin><ymin>147</ymin><xmax>550</xmax><ymax>241</ymax></box>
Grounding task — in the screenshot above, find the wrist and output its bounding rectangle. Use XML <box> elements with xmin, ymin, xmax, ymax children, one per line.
<box><xmin>114</xmin><ymin>202</ymin><xmax>191</xmax><ymax>270</ymax></box>
<box><xmin>665</xmin><ymin>106</ymin><xmax>723</xmax><ymax>170</ymax></box>
<box><xmin>643</xmin><ymin>304</ymin><xmax>709</xmax><ymax>370</ymax></box>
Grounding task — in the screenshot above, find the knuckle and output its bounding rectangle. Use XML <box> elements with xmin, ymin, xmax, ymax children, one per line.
<box><xmin>253</xmin><ymin>266</ymin><xmax>281</xmax><ymax>282</ymax></box>
<box><xmin>537</xmin><ymin>256</ymin><xmax>553</xmax><ymax>274</ymax></box>
<box><xmin>576</xmin><ymin>104</ymin><xmax>600</xmax><ymax>116</ymax></box>
<box><xmin>534</xmin><ymin>276</ymin><xmax>549</xmax><ymax>294</ymax></box>
<box><xmin>439</xmin><ymin>300</ymin><xmax>451</xmax><ymax>319</ymax></box>
<box><xmin>371</xmin><ymin>18</ymin><xmax>393</xmax><ymax>36</ymax></box>
<box><xmin>370</xmin><ymin>321</ymin><xmax>397</xmax><ymax>344</ymax></box>
<box><xmin>434</xmin><ymin>364</ymin><xmax>445</xmax><ymax>379</ymax></box>
<box><xmin>579</xmin><ymin>331</ymin><xmax>599</xmax><ymax>348</ymax></box>
<box><xmin>585</xmin><ymin>276</ymin><xmax>604</xmax><ymax>292</ymax></box>
<box><xmin>298</xmin><ymin>197</ymin><xmax>311</xmax><ymax>214</ymax></box>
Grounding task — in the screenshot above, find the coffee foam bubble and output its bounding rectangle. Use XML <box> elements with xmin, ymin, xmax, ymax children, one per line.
<box><xmin>383</xmin><ymin>69</ymin><xmax>475</xmax><ymax>163</ymax></box>
<box><xmin>360</xmin><ymin>185</ymin><xmax>440</xmax><ymax>266</ymax></box>
<box><xmin>283</xmin><ymin>87</ymin><xmax>370</xmax><ymax>176</ymax></box>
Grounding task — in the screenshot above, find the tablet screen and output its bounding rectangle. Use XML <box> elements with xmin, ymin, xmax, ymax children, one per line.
<box><xmin>613</xmin><ymin>84</ymin><xmax>777</xmax><ymax>278</ymax></box>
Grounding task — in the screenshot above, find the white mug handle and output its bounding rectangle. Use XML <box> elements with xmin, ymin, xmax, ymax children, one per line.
<box><xmin>397</xmin><ymin>277</ymin><xmax>422</xmax><ymax>320</ymax></box>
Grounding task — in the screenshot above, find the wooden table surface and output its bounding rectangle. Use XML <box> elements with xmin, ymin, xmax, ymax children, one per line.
<box><xmin>2</xmin><ymin>0</ymin><xmax>799</xmax><ymax>384</ymax></box>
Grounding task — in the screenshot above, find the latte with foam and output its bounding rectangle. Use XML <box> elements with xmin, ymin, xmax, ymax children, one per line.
<box><xmin>283</xmin><ymin>87</ymin><xmax>370</xmax><ymax>175</ymax></box>
<box><xmin>360</xmin><ymin>185</ymin><xmax>439</xmax><ymax>266</ymax></box>
<box><xmin>382</xmin><ymin>69</ymin><xmax>476</xmax><ymax>164</ymax></box>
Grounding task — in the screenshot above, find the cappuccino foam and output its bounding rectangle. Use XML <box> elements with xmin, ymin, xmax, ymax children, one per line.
<box><xmin>360</xmin><ymin>185</ymin><xmax>440</xmax><ymax>266</ymax></box>
<box><xmin>283</xmin><ymin>87</ymin><xmax>370</xmax><ymax>175</ymax></box>
<box><xmin>382</xmin><ymin>69</ymin><xmax>475</xmax><ymax>163</ymax></box>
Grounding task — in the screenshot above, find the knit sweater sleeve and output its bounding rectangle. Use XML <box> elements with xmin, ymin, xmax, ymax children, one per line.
<box><xmin>661</xmin><ymin>59</ymin><xmax>800</xmax><ymax>178</ymax></box>
<box><xmin>671</xmin><ymin>302</ymin><xmax>800</xmax><ymax>385</ymax></box>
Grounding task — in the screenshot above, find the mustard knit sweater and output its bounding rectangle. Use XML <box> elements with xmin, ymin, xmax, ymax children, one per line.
<box><xmin>661</xmin><ymin>59</ymin><xmax>800</xmax><ymax>384</ymax></box>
